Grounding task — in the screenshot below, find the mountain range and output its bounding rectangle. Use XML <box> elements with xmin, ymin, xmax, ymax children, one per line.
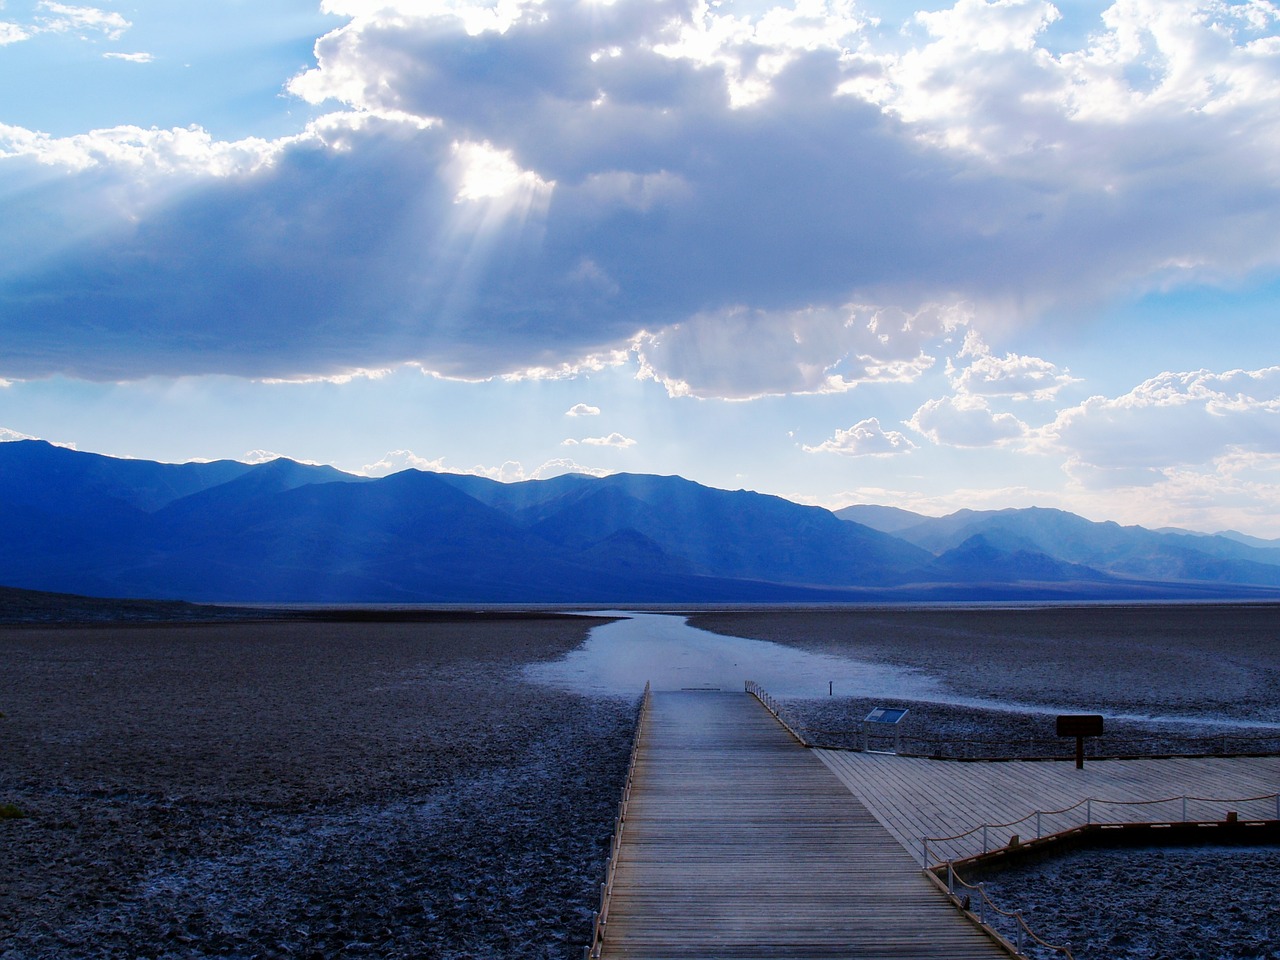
<box><xmin>3</xmin><ymin>439</ymin><xmax>1279</xmax><ymax>603</ymax></box>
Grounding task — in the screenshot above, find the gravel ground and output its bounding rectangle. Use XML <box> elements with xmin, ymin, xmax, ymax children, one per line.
<box><xmin>0</xmin><ymin>616</ymin><xmax>637</xmax><ymax>960</ymax></box>
<box><xmin>973</xmin><ymin>845</ymin><xmax>1280</xmax><ymax>960</ymax></box>
<box><xmin>5</xmin><ymin>603</ymin><xmax>1278</xmax><ymax>959</ymax></box>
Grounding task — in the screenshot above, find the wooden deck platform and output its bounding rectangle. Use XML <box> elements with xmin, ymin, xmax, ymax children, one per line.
<box><xmin>815</xmin><ymin>748</ymin><xmax>1280</xmax><ymax>865</ymax></box>
<box><xmin>597</xmin><ymin>691</ymin><xmax>1005</xmax><ymax>959</ymax></box>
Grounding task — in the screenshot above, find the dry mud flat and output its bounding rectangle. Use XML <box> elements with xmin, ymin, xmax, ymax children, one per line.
<box><xmin>0</xmin><ymin>615</ymin><xmax>637</xmax><ymax>960</ymax></box>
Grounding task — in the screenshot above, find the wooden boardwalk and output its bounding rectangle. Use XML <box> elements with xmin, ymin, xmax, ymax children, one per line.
<box><xmin>597</xmin><ymin>691</ymin><xmax>1005</xmax><ymax>959</ymax></box>
<box><xmin>816</xmin><ymin>749</ymin><xmax>1280</xmax><ymax>866</ymax></box>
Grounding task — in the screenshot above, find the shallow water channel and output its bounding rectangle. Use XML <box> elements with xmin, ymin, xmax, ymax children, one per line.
<box><xmin>524</xmin><ymin>611</ymin><xmax>948</xmax><ymax>699</ymax></box>
<box><xmin>524</xmin><ymin>612</ymin><xmax>1280</xmax><ymax>732</ymax></box>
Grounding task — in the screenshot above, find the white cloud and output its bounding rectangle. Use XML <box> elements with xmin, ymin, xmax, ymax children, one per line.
<box><xmin>440</xmin><ymin>456</ymin><xmax>612</xmax><ymax>482</ymax></box>
<box><xmin>651</xmin><ymin>0</ymin><xmax>871</xmax><ymax>108</ymax></box>
<box><xmin>358</xmin><ymin>449</ymin><xmax>447</xmax><ymax>477</ymax></box>
<box><xmin>0</xmin><ymin>21</ymin><xmax>30</xmax><ymax>44</ymax></box>
<box><xmin>802</xmin><ymin>417</ymin><xmax>917</xmax><ymax>456</ymax></box>
<box><xmin>0</xmin><ymin>426</ymin><xmax>37</xmax><ymax>441</ymax></box>
<box><xmin>528</xmin><ymin>457</ymin><xmax>612</xmax><ymax>480</ymax></box>
<box><xmin>1042</xmin><ymin>367</ymin><xmax>1280</xmax><ymax>475</ymax></box>
<box><xmin>0</xmin><ymin>121</ymin><xmax>283</xmax><ymax>176</ymax></box>
<box><xmin>241</xmin><ymin>450</ymin><xmax>277</xmax><ymax>464</ymax></box>
<box><xmin>37</xmin><ymin>3</ymin><xmax>129</xmax><ymax>40</ymax></box>
<box><xmin>242</xmin><ymin>449</ymin><xmax>322</xmax><ymax>465</ymax></box>
<box><xmin>948</xmin><ymin>330</ymin><xmax>1079</xmax><ymax>400</ymax></box>
<box><xmin>103</xmin><ymin>51</ymin><xmax>153</xmax><ymax>63</ymax></box>
<box><xmin>563</xmin><ymin>432</ymin><xmax>636</xmax><ymax>448</ymax></box>
<box><xmin>566</xmin><ymin>403</ymin><xmax>601</xmax><ymax>416</ymax></box>
<box><xmin>634</xmin><ymin>302</ymin><xmax>963</xmax><ymax>400</ymax></box>
<box><xmin>1056</xmin><ymin>448</ymin><xmax>1280</xmax><ymax>538</ymax></box>
<box><xmin>908</xmin><ymin>394</ymin><xmax>1030</xmax><ymax>447</ymax></box>
<box><xmin>498</xmin><ymin>350</ymin><xmax>631</xmax><ymax>383</ymax></box>
<box><xmin>450</xmin><ymin>139</ymin><xmax>554</xmax><ymax>203</ymax></box>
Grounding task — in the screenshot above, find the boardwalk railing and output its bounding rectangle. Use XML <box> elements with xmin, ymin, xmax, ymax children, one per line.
<box><xmin>585</xmin><ymin>682</ymin><xmax>651</xmax><ymax>960</ymax></box>
<box><xmin>745</xmin><ymin>681</ymin><xmax>811</xmax><ymax>747</ymax></box>
<box><xmin>930</xmin><ymin>864</ymin><xmax>1076</xmax><ymax>960</ymax></box>
<box><xmin>748</xmin><ymin>684</ymin><xmax>1280</xmax><ymax>760</ymax></box>
<box><xmin>922</xmin><ymin>790</ymin><xmax>1280</xmax><ymax>867</ymax></box>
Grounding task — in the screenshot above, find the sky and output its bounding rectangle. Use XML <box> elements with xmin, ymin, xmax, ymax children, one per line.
<box><xmin>1</xmin><ymin>0</ymin><xmax>1279</xmax><ymax>537</ymax></box>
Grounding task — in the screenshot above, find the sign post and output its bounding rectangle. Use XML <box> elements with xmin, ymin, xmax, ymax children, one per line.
<box><xmin>864</xmin><ymin>706</ymin><xmax>909</xmax><ymax>754</ymax></box>
<box><xmin>1056</xmin><ymin>714</ymin><xmax>1104</xmax><ymax>769</ymax></box>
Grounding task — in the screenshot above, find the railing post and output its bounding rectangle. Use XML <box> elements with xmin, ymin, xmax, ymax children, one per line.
<box><xmin>948</xmin><ymin>862</ymin><xmax>954</xmax><ymax>895</ymax></box>
<box><xmin>922</xmin><ymin>838</ymin><xmax>929</xmax><ymax>865</ymax></box>
<box><xmin>1086</xmin><ymin>799</ymin><xmax>1092</xmax><ymax>825</ymax></box>
<box><xmin>1275</xmin><ymin>793</ymin><xmax>1279</xmax><ymax>821</ymax></box>
<box><xmin>982</xmin><ymin>824</ymin><xmax>988</xmax><ymax>853</ymax></box>
<box><xmin>1182</xmin><ymin>796</ymin><xmax>1187</xmax><ymax>822</ymax></box>
<box><xmin>1036</xmin><ymin>811</ymin><xmax>1041</xmax><ymax>839</ymax></box>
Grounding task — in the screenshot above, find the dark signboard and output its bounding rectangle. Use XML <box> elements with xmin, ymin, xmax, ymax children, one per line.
<box><xmin>1056</xmin><ymin>714</ymin><xmax>1104</xmax><ymax>738</ymax></box>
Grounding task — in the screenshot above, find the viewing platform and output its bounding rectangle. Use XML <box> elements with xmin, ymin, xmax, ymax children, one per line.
<box><xmin>815</xmin><ymin>747</ymin><xmax>1280</xmax><ymax>866</ymax></box>
<box><xmin>592</xmin><ymin>690</ymin><xmax>1005</xmax><ymax>959</ymax></box>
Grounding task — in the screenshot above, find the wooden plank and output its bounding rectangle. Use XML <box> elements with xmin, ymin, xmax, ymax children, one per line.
<box><xmin>597</xmin><ymin>692</ymin><xmax>1005</xmax><ymax>959</ymax></box>
<box><xmin>814</xmin><ymin>748</ymin><xmax>1280</xmax><ymax>865</ymax></box>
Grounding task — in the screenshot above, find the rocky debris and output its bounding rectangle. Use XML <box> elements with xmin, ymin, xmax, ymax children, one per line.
<box><xmin>975</xmin><ymin>845</ymin><xmax>1280</xmax><ymax>960</ymax></box>
<box><xmin>0</xmin><ymin>619</ymin><xmax>636</xmax><ymax>960</ymax></box>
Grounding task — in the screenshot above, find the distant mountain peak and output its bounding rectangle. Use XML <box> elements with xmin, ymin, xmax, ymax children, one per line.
<box><xmin>3</xmin><ymin>444</ymin><xmax>1279</xmax><ymax>602</ymax></box>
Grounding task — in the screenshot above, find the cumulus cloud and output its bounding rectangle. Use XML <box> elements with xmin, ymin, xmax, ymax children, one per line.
<box><xmin>359</xmin><ymin>449</ymin><xmax>447</xmax><ymax>477</ymax></box>
<box><xmin>802</xmin><ymin>417</ymin><xmax>917</xmax><ymax>457</ymax></box>
<box><xmin>565</xmin><ymin>403</ymin><xmax>601</xmax><ymax>417</ymax></box>
<box><xmin>908</xmin><ymin>394</ymin><xmax>1030</xmax><ymax>447</ymax></box>
<box><xmin>1055</xmin><ymin>449</ymin><xmax>1280</xmax><ymax>537</ymax></box>
<box><xmin>948</xmin><ymin>330</ymin><xmax>1079</xmax><ymax>400</ymax></box>
<box><xmin>0</xmin><ymin>120</ymin><xmax>284</xmax><ymax>176</ymax></box>
<box><xmin>242</xmin><ymin>449</ymin><xmax>291</xmax><ymax>465</ymax></box>
<box><xmin>635</xmin><ymin>302</ymin><xmax>961</xmax><ymax>399</ymax></box>
<box><xmin>437</xmin><ymin>457</ymin><xmax>611</xmax><ymax>482</ymax></box>
<box><xmin>1043</xmin><ymin>367</ymin><xmax>1280</xmax><ymax>482</ymax></box>
<box><xmin>528</xmin><ymin>458</ymin><xmax>612</xmax><ymax>479</ymax></box>
<box><xmin>1</xmin><ymin>0</ymin><xmax>1278</xmax><ymax>396</ymax></box>
<box><xmin>37</xmin><ymin>3</ymin><xmax>129</xmax><ymax>40</ymax></box>
<box><xmin>0</xmin><ymin>426</ymin><xmax>38</xmax><ymax>441</ymax></box>
<box><xmin>0</xmin><ymin>22</ymin><xmax>30</xmax><ymax>44</ymax></box>
<box><xmin>563</xmin><ymin>432</ymin><xmax>637</xmax><ymax>448</ymax></box>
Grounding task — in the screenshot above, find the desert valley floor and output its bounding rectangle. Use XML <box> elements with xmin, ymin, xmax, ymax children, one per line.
<box><xmin>1</xmin><ymin>602</ymin><xmax>1278</xmax><ymax>959</ymax></box>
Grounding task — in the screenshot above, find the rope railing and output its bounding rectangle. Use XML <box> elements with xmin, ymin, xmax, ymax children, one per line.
<box><xmin>922</xmin><ymin>790</ymin><xmax>1280</xmax><ymax>867</ymax></box>
<box><xmin>584</xmin><ymin>681</ymin><xmax>652</xmax><ymax>960</ymax></box>
<box><xmin>936</xmin><ymin>863</ymin><xmax>1075</xmax><ymax>960</ymax></box>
